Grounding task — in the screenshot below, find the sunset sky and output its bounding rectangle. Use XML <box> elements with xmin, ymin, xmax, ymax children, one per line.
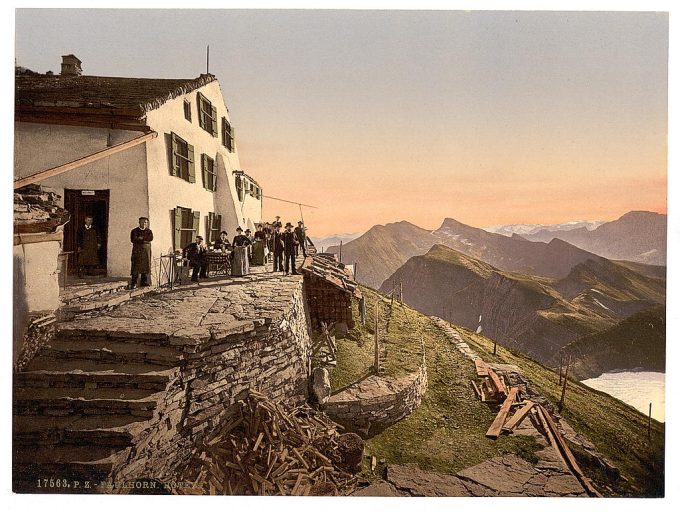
<box><xmin>14</xmin><ymin>9</ymin><xmax>668</xmax><ymax>236</ymax></box>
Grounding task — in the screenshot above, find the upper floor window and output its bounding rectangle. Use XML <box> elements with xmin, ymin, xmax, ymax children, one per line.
<box><xmin>183</xmin><ymin>100</ymin><xmax>192</xmax><ymax>122</ymax></box>
<box><xmin>222</xmin><ymin>117</ymin><xmax>235</xmax><ymax>152</ymax></box>
<box><xmin>197</xmin><ymin>92</ymin><xmax>217</xmax><ymax>137</ymax></box>
<box><xmin>201</xmin><ymin>154</ymin><xmax>217</xmax><ymax>192</ymax></box>
<box><xmin>170</xmin><ymin>133</ymin><xmax>196</xmax><ymax>183</ymax></box>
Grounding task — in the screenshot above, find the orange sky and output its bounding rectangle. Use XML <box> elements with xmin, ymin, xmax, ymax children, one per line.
<box><xmin>15</xmin><ymin>10</ymin><xmax>668</xmax><ymax>237</ymax></box>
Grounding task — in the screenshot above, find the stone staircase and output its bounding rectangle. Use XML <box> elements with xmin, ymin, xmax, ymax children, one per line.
<box><xmin>12</xmin><ymin>328</ymin><xmax>181</xmax><ymax>493</ymax></box>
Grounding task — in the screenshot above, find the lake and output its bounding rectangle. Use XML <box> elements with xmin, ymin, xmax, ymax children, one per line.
<box><xmin>582</xmin><ymin>371</ymin><xmax>665</xmax><ymax>422</ymax></box>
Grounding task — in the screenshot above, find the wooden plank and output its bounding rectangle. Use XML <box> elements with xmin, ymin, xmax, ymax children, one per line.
<box><xmin>485</xmin><ymin>387</ymin><xmax>518</xmax><ymax>439</ymax></box>
<box><xmin>471</xmin><ymin>380</ymin><xmax>482</xmax><ymax>399</ymax></box>
<box><xmin>536</xmin><ymin>404</ymin><xmax>602</xmax><ymax>498</ymax></box>
<box><xmin>487</xmin><ymin>368</ymin><xmax>507</xmax><ymax>396</ymax></box>
<box><xmin>503</xmin><ymin>400</ymin><xmax>535</xmax><ymax>432</ymax></box>
<box><xmin>475</xmin><ymin>359</ymin><xmax>489</xmax><ymax>377</ymax></box>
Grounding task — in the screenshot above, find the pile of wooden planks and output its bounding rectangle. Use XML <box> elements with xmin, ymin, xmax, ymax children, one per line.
<box><xmin>187</xmin><ymin>390</ymin><xmax>358</xmax><ymax>496</ymax></box>
<box><xmin>472</xmin><ymin>358</ymin><xmax>508</xmax><ymax>403</ymax></box>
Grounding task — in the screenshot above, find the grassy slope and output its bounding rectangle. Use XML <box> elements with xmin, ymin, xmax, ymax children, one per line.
<box><xmin>329</xmin><ymin>286</ymin><xmax>664</xmax><ymax>497</ymax></box>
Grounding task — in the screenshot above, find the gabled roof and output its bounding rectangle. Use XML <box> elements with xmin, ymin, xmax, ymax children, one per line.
<box><xmin>16</xmin><ymin>73</ymin><xmax>216</xmax><ymax>113</ymax></box>
<box><xmin>15</xmin><ymin>73</ymin><xmax>217</xmax><ymax>130</ymax></box>
<box><xmin>300</xmin><ymin>253</ymin><xmax>362</xmax><ymax>299</ymax></box>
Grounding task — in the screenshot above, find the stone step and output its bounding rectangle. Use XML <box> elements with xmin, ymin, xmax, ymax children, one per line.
<box><xmin>13</xmin><ymin>457</ymin><xmax>117</xmax><ymax>494</ymax></box>
<box><xmin>13</xmin><ymin>415</ymin><xmax>136</xmax><ymax>448</ymax></box>
<box><xmin>13</xmin><ymin>443</ymin><xmax>123</xmax><ymax>466</ymax></box>
<box><xmin>14</xmin><ymin>369</ymin><xmax>171</xmax><ymax>391</ymax></box>
<box><xmin>13</xmin><ymin>395</ymin><xmax>159</xmax><ymax>418</ymax></box>
<box><xmin>14</xmin><ymin>385</ymin><xmax>161</xmax><ymax>401</ymax></box>
<box><xmin>38</xmin><ymin>344</ymin><xmax>180</xmax><ymax>367</ymax></box>
<box><xmin>22</xmin><ymin>355</ymin><xmax>171</xmax><ymax>375</ymax></box>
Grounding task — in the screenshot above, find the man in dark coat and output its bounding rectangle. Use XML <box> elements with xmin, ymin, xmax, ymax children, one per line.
<box><xmin>282</xmin><ymin>222</ymin><xmax>299</xmax><ymax>275</ymax></box>
<box><xmin>212</xmin><ymin>231</ymin><xmax>232</xmax><ymax>252</ymax></box>
<box><xmin>272</xmin><ymin>224</ymin><xmax>284</xmax><ymax>272</ymax></box>
<box><xmin>130</xmin><ymin>217</ymin><xmax>153</xmax><ymax>289</ymax></box>
<box><xmin>294</xmin><ymin>221</ymin><xmax>307</xmax><ymax>258</ymax></box>
<box><xmin>183</xmin><ymin>235</ymin><xmax>208</xmax><ymax>282</ymax></box>
<box><xmin>76</xmin><ymin>215</ymin><xmax>100</xmax><ymax>277</ymax></box>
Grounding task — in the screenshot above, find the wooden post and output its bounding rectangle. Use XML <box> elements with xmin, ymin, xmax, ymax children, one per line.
<box><xmin>354</xmin><ymin>261</ymin><xmax>358</xmax><ymax>281</ymax></box>
<box><xmin>339</xmin><ymin>240</ymin><xmax>343</xmax><ymax>263</ymax></box>
<box><xmin>359</xmin><ymin>297</ymin><xmax>366</xmax><ymax>325</ymax></box>
<box><xmin>648</xmin><ymin>403</ymin><xmax>652</xmax><ymax>440</ymax></box>
<box><xmin>493</xmin><ymin>341</ymin><xmax>497</xmax><ymax>355</ymax></box>
<box><xmin>400</xmin><ymin>282</ymin><xmax>403</xmax><ymax>303</ymax></box>
<box><xmin>558</xmin><ymin>355</ymin><xmax>571</xmax><ymax>412</ymax></box>
<box><xmin>374</xmin><ymin>303</ymin><xmax>380</xmax><ymax>375</ymax></box>
<box><xmin>558</xmin><ymin>353</ymin><xmax>564</xmax><ymax>386</ymax></box>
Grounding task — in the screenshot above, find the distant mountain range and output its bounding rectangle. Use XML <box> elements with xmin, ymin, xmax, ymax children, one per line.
<box><xmin>327</xmin><ymin>211</ymin><xmax>666</xmax><ymax>288</ymax></box>
<box><xmin>520</xmin><ymin>211</ymin><xmax>666</xmax><ymax>265</ymax></box>
<box><xmin>380</xmin><ymin>244</ymin><xmax>665</xmax><ymax>363</ymax></box>
<box><xmin>309</xmin><ymin>232</ymin><xmax>363</xmax><ymax>252</ymax></box>
<box><xmin>484</xmin><ymin>220</ymin><xmax>604</xmax><ymax>237</ymax></box>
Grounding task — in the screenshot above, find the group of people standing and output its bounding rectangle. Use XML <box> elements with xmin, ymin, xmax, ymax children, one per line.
<box><xmin>124</xmin><ymin>216</ymin><xmax>310</xmax><ymax>288</ymax></box>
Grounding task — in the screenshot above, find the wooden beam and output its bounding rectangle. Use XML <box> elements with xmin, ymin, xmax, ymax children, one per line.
<box><xmin>13</xmin><ymin>231</ymin><xmax>63</xmax><ymax>246</ymax></box>
<box><xmin>503</xmin><ymin>400</ymin><xmax>535</xmax><ymax>432</ymax></box>
<box><xmin>487</xmin><ymin>367</ymin><xmax>507</xmax><ymax>397</ymax></box>
<box><xmin>536</xmin><ymin>404</ymin><xmax>602</xmax><ymax>498</ymax></box>
<box><xmin>475</xmin><ymin>359</ymin><xmax>490</xmax><ymax>377</ymax></box>
<box><xmin>486</xmin><ymin>387</ymin><xmax>518</xmax><ymax>439</ymax></box>
<box><xmin>14</xmin><ymin>131</ymin><xmax>158</xmax><ymax>189</ymax></box>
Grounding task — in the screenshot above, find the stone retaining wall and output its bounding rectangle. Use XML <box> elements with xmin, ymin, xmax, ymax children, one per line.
<box><xmin>322</xmin><ymin>364</ymin><xmax>428</xmax><ymax>438</ymax></box>
<box><xmin>111</xmin><ymin>279</ymin><xmax>313</xmax><ymax>487</ymax></box>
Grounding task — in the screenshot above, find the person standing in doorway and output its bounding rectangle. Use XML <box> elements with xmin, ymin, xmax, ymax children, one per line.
<box><xmin>76</xmin><ymin>215</ymin><xmax>101</xmax><ymax>277</ymax></box>
<box><xmin>130</xmin><ymin>217</ymin><xmax>153</xmax><ymax>289</ymax></box>
<box><xmin>282</xmin><ymin>222</ymin><xmax>299</xmax><ymax>275</ymax></box>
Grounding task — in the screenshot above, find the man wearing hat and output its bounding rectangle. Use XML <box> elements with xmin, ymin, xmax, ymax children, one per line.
<box><xmin>294</xmin><ymin>221</ymin><xmax>307</xmax><ymax>258</ymax></box>
<box><xmin>282</xmin><ymin>222</ymin><xmax>299</xmax><ymax>275</ymax></box>
<box><xmin>130</xmin><ymin>216</ymin><xmax>153</xmax><ymax>289</ymax></box>
<box><xmin>272</xmin><ymin>223</ymin><xmax>284</xmax><ymax>272</ymax></box>
<box><xmin>183</xmin><ymin>235</ymin><xmax>208</xmax><ymax>282</ymax></box>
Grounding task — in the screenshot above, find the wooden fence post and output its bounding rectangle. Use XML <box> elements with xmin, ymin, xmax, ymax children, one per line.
<box><xmin>558</xmin><ymin>353</ymin><xmax>564</xmax><ymax>386</ymax></box>
<box><xmin>374</xmin><ymin>303</ymin><xmax>380</xmax><ymax>375</ymax></box>
<box><xmin>400</xmin><ymin>282</ymin><xmax>403</xmax><ymax>303</ymax></box>
<box><xmin>558</xmin><ymin>355</ymin><xmax>571</xmax><ymax>412</ymax></box>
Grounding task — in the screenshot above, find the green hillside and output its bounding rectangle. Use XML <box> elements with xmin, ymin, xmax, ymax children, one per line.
<box><xmin>329</xmin><ymin>286</ymin><xmax>664</xmax><ymax>497</ymax></box>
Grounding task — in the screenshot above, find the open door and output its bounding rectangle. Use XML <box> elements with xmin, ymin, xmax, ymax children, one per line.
<box><xmin>64</xmin><ymin>189</ymin><xmax>110</xmax><ymax>275</ymax></box>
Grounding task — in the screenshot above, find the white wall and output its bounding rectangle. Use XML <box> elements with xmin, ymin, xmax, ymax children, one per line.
<box><xmin>144</xmin><ymin>80</ymin><xmax>261</xmax><ymax>257</ymax></box>
<box><xmin>13</xmin><ymin>241</ymin><xmax>61</xmax><ymax>313</ymax></box>
<box><xmin>14</xmin><ymin>123</ymin><xmax>150</xmax><ymax>277</ymax></box>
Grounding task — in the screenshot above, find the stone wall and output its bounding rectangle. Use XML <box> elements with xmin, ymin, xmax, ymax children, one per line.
<box><xmin>322</xmin><ymin>364</ymin><xmax>428</xmax><ymax>438</ymax></box>
<box><xmin>303</xmin><ymin>274</ymin><xmax>354</xmax><ymax>329</ymax></box>
<box><xmin>110</xmin><ymin>279</ymin><xmax>313</xmax><ymax>488</ymax></box>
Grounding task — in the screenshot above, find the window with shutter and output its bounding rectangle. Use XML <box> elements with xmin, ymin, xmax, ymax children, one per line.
<box><xmin>222</xmin><ymin>117</ymin><xmax>234</xmax><ymax>152</ymax></box>
<box><xmin>170</xmin><ymin>133</ymin><xmax>195</xmax><ymax>182</ymax></box>
<box><xmin>206</xmin><ymin>212</ymin><xmax>221</xmax><ymax>244</ymax></box>
<box><xmin>183</xmin><ymin>100</ymin><xmax>192</xmax><ymax>122</ymax></box>
<box><xmin>192</xmin><ymin>211</ymin><xmax>201</xmax><ymax>237</ymax></box>
<box><xmin>173</xmin><ymin>207</ymin><xmax>183</xmax><ymax>250</ymax></box>
<box><xmin>201</xmin><ymin>154</ymin><xmax>216</xmax><ymax>191</ymax></box>
<box><xmin>197</xmin><ymin>92</ymin><xmax>217</xmax><ymax>136</ymax></box>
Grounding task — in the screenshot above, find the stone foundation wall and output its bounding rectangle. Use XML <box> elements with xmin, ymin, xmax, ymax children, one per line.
<box><xmin>323</xmin><ymin>364</ymin><xmax>428</xmax><ymax>437</ymax></box>
<box><xmin>303</xmin><ymin>274</ymin><xmax>354</xmax><ymax>329</ymax></box>
<box><xmin>111</xmin><ymin>282</ymin><xmax>313</xmax><ymax>487</ymax></box>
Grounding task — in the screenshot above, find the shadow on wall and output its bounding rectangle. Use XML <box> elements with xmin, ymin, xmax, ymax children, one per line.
<box><xmin>13</xmin><ymin>251</ymin><xmax>29</xmax><ymax>367</ymax></box>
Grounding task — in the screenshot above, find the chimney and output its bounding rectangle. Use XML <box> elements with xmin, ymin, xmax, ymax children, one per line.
<box><xmin>60</xmin><ymin>54</ymin><xmax>82</xmax><ymax>76</ymax></box>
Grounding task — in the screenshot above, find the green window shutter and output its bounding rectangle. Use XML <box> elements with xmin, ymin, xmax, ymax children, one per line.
<box><xmin>216</xmin><ymin>214</ymin><xmax>222</xmax><ymax>233</ymax></box>
<box><xmin>211</xmin><ymin>106</ymin><xmax>218</xmax><ymax>137</ymax></box>
<box><xmin>230</xmin><ymin>126</ymin><xmax>236</xmax><ymax>152</ymax></box>
<box><xmin>173</xmin><ymin>208</ymin><xmax>182</xmax><ymax>250</ymax></box>
<box><xmin>192</xmin><ymin>211</ymin><xmax>201</xmax><ymax>236</ymax></box>
<box><xmin>206</xmin><ymin>213</ymin><xmax>212</xmax><ymax>243</ymax></box>
<box><xmin>197</xmin><ymin>92</ymin><xmax>204</xmax><ymax>130</ymax></box>
<box><xmin>200</xmin><ymin>154</ymin><xmax>207</xmax><ymax>188</ymax></box>
<box><xmin>170</xmin><ymin>134</ymin><xmax>179</xmax><ymax>176</ymax></box>
<box><xmin>187</xmin><ymin>144</ymin><xmax>196</xmax><ymax>183</ymax></box>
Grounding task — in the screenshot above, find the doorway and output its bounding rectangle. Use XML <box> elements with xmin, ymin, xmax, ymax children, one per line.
<box><xmin>64</xmin><ymin>189</ymin><xmax>110</xmax><ymax>275</ymax></box>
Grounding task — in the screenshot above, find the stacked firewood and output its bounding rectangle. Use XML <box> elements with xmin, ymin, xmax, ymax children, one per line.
<box><xmin>187</xmin><ymin>390</ymin><xmax>358</xmax><ymax>495</ymax></box>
